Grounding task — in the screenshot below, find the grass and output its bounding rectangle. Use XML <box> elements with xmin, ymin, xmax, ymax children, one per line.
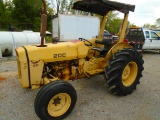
<box><xmin>45</xmin><ymin>36</ymin><xmax>52</xmax><ymax>43</ymax></box>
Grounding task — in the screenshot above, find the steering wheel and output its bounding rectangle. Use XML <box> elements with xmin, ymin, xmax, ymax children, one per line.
<box><xmin>79</xmin><ymin>38</ymin><xmax>92</xmax><ymax>46</ymax></box>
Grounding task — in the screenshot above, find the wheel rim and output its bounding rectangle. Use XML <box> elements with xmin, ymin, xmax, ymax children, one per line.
<box><xmin>47</xmin><ymin>93</ymin><xmax>71</xmax><ymax>117</ymax></box>
<box><xmin>122</xmin><ymin>62</ymin><xmax>138</xmax><ymax>86</ymax></box>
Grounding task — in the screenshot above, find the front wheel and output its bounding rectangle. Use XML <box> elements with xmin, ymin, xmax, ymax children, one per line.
<box><xmin>104</xmin><ymin>48</ymin><xmax>144</xmax><ymax>95</ymax></box>
<box><xmin>34</xmin><ymin>80</ymin><xmax>77</xmax><ymax>120</ymax></box>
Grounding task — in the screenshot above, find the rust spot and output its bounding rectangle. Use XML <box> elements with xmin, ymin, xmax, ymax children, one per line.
<box><xmin>0</xmin><ymin>77</ymin><xmax>6</xmax><ymax>81</ymax></box>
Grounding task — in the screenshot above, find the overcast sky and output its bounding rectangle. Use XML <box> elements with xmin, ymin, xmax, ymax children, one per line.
<box><xmin>115</xmin><ymin>0</ymin><xmax>160</xmax><ymax>26</ymax></box>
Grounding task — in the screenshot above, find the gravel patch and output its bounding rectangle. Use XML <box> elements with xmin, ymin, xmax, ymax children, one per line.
<box><xmin>0</xmin><ymin>51</ymin><xmax>160</xmax><ymax>120</ymax></box>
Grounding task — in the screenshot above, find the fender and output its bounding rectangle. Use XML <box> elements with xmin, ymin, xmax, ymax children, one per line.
<box><xmin>106</xmin><ymin>42</ymin><xmax>132</xmax><ymax>60</ymax></box>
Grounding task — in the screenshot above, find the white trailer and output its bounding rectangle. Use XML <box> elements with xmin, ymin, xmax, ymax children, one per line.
<box><xmin>52</xmin><ymin>14</ymin><xmax>100</xmax><ymax>41</ymax></box>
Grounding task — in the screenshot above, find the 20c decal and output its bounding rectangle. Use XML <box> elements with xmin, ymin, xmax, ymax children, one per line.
<box><xmin>54</xmin><ymin>53</ymin><xmax>66</xmax><ymax>58</ymax></box>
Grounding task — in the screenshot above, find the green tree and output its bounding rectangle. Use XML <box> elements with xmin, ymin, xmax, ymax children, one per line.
<box><xmin>150</xmin><ymin>25</ymin><xmax>157</xmax><ymax>29</ymax></box>
<box><xmin>0</xmin><ymin>0</ymin><xmax>13</xmax><ymax>30</ymax></box>
<box><xmin>46</xmin><ymin>2</ymin><xmax>54</xmax><ymax>31</ymax></box>
<box><xmin>11</xmin><ymin>0</ymin><xmax>53</xmax><ymax>31</ymax></box>
<box><xmin>3</xmin><ymin>0</ymin><xmax>13</xmax><ymax>21</ymax></box>
<box><xmin>51</xmin><ymin>0</ymin><xmax>89</xmax><ymax>15</ymax></box>
<box><xmin>59</xmin><ymin>0</ymin><xmax>68</xmax><ymax>13</ymax></box>
<box><xmin>11</xmin><ymin>0</ymin><xmax>41</xmax><ymax>30</ymax></box>
<box><xmin>143</xmin><ymin>23</ymin><xmax>151</xmax><ymax>28</ymax></box>
<box><xmin>156</xmin><ymin>18</ymin><xmax>160</xmax><ymax>28</ymax></box>
<box><xmin>0</xmin><ymin>0</ymin><xmax>4</xmax><ymax>18</ymax></box>
<box><xmin>105</xmin><ymin>12</ymin><xmax>122</xmax><ymax>34</ymax></box>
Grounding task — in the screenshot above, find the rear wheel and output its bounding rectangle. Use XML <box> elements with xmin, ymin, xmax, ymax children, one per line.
<box><xmin>34</xmin><ymin>80</ymin><xmax>77</xmax><ymax>120</ymax></box>
<box><xmin>104</xmin><ymin>48</ymin><xmax>144</xmax><ymax>95</ymax></box>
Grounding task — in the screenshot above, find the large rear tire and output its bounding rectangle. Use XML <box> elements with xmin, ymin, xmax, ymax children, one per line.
<box><xmin>104</xmin><ymin>48</ymin><xmax>144</xmax><ymax>95</ymax></box>
<box><xmin>34</xmin><ymin>80</ymin><xmax>77</xmax><ymax>120</ymax></box>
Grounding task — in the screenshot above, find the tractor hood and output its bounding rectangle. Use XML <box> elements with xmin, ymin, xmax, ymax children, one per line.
<box><xmin>15</xmin><ymin>41</ymin><xmax>89</xmax><ymax>62</ymax></box>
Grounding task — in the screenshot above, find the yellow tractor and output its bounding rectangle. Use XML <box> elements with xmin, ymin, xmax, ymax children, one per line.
<box><xmin>15</xmin><ymin>0</ymin><xmax>144</xmax><ymax>119</ymax></box>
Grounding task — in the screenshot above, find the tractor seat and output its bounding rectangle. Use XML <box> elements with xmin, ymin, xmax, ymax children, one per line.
<box><xmin>91</xmin><ymin>39</ymin><xmax>112</xmax><ymax>57</ymax></box>
<box><xmin>92</xmin><ymin>47</ymin><xmax>108</xmax><ymax>57</ymax></box>
<box><xmin>92</xmin><ymin>47</ymin><xmax>108</xmax><ymax>52</ymax></box>
<box><xmin>95</xmin><ymin>39</ymin><xmax>112</xmax><ymax>45</ymax></box>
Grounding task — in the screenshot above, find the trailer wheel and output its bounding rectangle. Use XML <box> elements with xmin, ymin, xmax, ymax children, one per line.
<box><xmin>104</xmin><ymin>48</ymin><xmax>144</xmax><ymax>95</ymax></box>
<box><xmin>34</xmin><ymin>80</ymin><xmax>77</xmax><ymax>120</ymax></box>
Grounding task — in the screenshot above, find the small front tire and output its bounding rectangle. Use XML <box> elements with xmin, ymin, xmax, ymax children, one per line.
<box><xmin>34</xmin><ymin>80</ymin><xmax>77</xmax><ymax>120</ymax></box>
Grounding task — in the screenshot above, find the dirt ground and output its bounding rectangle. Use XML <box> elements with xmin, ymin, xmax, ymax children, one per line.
<box><xmin>0</xmin><ymin>50</ymin><xmax>160</xmax><ymax>120</ymax></box>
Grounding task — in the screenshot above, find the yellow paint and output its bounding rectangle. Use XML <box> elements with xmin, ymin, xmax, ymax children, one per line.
<box><xmin>96</xmin><ymin>12</ymin><xmax>109</xmax><ymax>55</ymax></box>
<box><xmin>118</xmin><ymin>13</ymin><xmax>129</xmax><ymax>43</ymax></box>
<box><xmin>15</xmin><ymin>3</ymin><xmax>135</xmax><ymax>90</ymax></box>
<box><xmin>98</xmin><ymin>12</ymin><xmax>109</xmax><ymax>41</ymax></box>
<box><xmin>75</xmin><ymin>41</ymin><xmax>89</xmax><ymax>58</ymax></box>
<box><xmin>83</xmin><ymin>57</ymin><xmax>107</xmax><ymax>77</ymax></box>
<box><xmin>47</xmin><ymin>93</ymin><xmax>71</xmax><ymax>117</ymax></box>
<box><xmin>122</xmin><ymin>62</ymin><xmax>138</xmax><ymax>86</ymax></box>
<box><xmin>130</xmin><ymin>26</ymin><xmax>138</xmax><ymax>28</ymax></box>
<box><xmin>22</xmin><ymin>41</ymin><xmax>89</xmax><ymax>62</ymax></box>
<box><xmin>15</xmin><ymin>47</ymin><xmax>29</xmax><ymax>88</ymax></box>
<box><xmin>30</xmin><ymin>60</ymin><xmax>44</xmax><ymax>89</ymax></box>
<box><xmin>62</xmin><ymin>68</ymin><xmax>70</xmax><ymax>81</ymax></box>
<box><xmin>25</xmin><ymin>42</ymin><xmax>77</xmax><ymax>62</ymax></box>
<box><xmin>43</xmin><ymin>77</ymin><xmax>59</xmax><ymax>85</ymax></box>
<box><xmin>106</xmin><ymin>42</ymin><xmax>132</xmax><ymax>60</ymax></box>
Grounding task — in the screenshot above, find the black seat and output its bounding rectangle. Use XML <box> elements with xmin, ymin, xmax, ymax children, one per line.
<box><xmin>91</xmin><ymin>39</ymin><xmax>112</xmax><ymax>57</ymax></box>
<box><xmin>92</xmin><ymin>47</ymin><xmax>108</xmax><ymax>57</ymax></box>
<box><xmin>95</xmin><ymin>39</ymin><xmax>112</xmax><ymax>45</ymax></box>
<box><xmin>92</xmin><ymin>47</ymin><xmax>108</xmax><ymax>52</ymax></box>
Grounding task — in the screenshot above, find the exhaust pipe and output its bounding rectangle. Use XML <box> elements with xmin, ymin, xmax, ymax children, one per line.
<box><xmin>40</xmin><ymin>0</ymin><xmax>47</xmax><ymax>47</ymax></box>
